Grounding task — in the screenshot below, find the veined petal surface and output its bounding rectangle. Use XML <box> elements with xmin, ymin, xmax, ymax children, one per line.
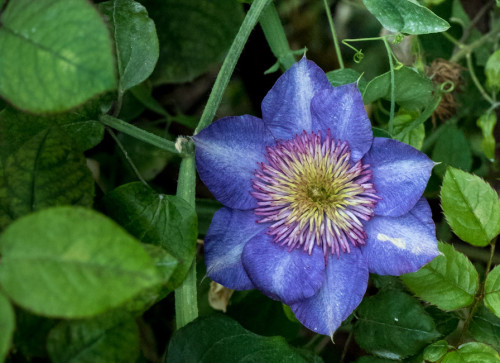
<box><xmin>242</xmin><ymin>232</ymin><xmax>326</xmax><ymax>305</ymax></box>
<box><xmin>310</xmin><ymin>84</ymin><xmax>373</xmax><ymax>162</ymax></box>
<box><xmin>194</xmin><ymin>115</ymin><xmax>275</xmax><ymax>210</ymax></box>
<box><xmin>261</xmin><ymin>58</ymin><xmax>331</xmax><ymax>140</ymax></box>
<box><xmin>204</xmin><ymin>208</ymin><xmax>267</xmax><ymax>290</ymax></box>
<box><xmin>363</xmin><ymin>138</ymin><xmax>434</xmax><ymax>217</ymax></box>
<box><xmin>290</xmin><ymin>248</ymin><xmax>368</xmax><ymax>337</ymax></box>
<box><xmin>361</xmin><ymin>197</ymin><xmax>439</xmax><ymax>275</ymax></box>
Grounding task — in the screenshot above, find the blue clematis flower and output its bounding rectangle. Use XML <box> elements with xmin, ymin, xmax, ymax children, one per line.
<box><xmin>194</xmin><ymin>58</ymin><xmax>439</xmax><ymax>337</ymax></box>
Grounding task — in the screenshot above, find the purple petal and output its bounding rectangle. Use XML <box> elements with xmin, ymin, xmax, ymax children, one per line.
<box><xmin>204</xmin><ymin>208</ymin><xmax>268</xmax><ymax>290</ymax></box>
<box><xmin>261</xmin><ymin>58</ymin><xmax>331</xmax><ymax>140</ymax></box>
<box><xmin>241</xmin><ymin>232</ymin><xmax>326</xmax><ymax>305</ymax></box>
<box><xmin>310</xmin><ymin>84</ymin><xmax>373</xmax><ymax>162</ymax></box>
<box><xmin>363</xmin><ymin>137</ymin><xmax>434</xmax><ymax>217</ymax></box>
<box><xmin>290</xmin><ymin>249</ymin><xmax>368</xmax><ymax>337</ymax></box>
<box><xmin>361</xmin><ymin>197</ymin><xmax>439</xmax><ymax>275</ymax></box>
<box><xmin>194</xmin><ymin>115</ymin><xmax>275</xmax><ymax>210</ymax></box>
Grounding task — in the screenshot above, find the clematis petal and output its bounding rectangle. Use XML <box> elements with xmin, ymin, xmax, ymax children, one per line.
<box><xmin>361</xmin><ymin>197</ymin><xmax>439</xmax><ymax>275</ymax></box>
<box><xmin>290</xmin><ymin>249</ymin><xmax>368</xmax><ymax>337</ymax></box>
<box><xmin>204</xmin><ymin>208</ymin><xmax>267</xmax><ymax>290</ymax></box>
<box><xmin>310</xmin><ymin>84</ymin><xmax>373</xmax><ymax>162</ymax></box>
<box><xmin>194</xmin><ymin>115</ymin><xmax>275</xmax><ymax>210</ymax></box>
<box><xmin>242</xmin><ymin>232</ymin><xmax>326</xmax><ymax>305</ymax></box>
<box><xmin>261</xmin><ymin>58</ymin><xmax>332</xmax><ymax>140</ymax></box>
<box><xmin>363</xmin><ymin>137</ymin><xmax>435</xmax><ymax>217</ymax></box>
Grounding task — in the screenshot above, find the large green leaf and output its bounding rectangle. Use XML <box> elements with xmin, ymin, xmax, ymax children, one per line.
<box><xmin>0</xmin><ymin>0</ymin><xmax>116</xmax><ymax>112</ymax></box>
<box><xmin>432</xmin><ymin>126</ymin><xmax>472</xmax><ymax>177</ymax></box>
<box><xmin>354</xmin><ymin>290</ymin><xmax>440</xmax><ymax>359</ymax></box>
<box><xmin>0</xmin><ymin>291</ymin><xmax>15</xmax><ymax>362</ymax></box>
<box><xmin>469</xmin><ymin>305</ymin><xmax>500</xmax><ymax>351</ymax></box>
<box><xmin>141</xmin><ymin>0</ymin><xmax>244</xmax><ymax>84</ymax></box>
<box><xmin>441</xmin><ymin>167</ymin><xmax>500</xmax><ymax>246</ymax></box>
<box><xmin>441</xmin><ymin>342</ymin><xmax>500</xmax><ymax>362</ymax></box>
<box><xmin>102</xmin><ymin>182</ymin><xmax>197</xmax><ymax>289</ymax></box>
<box><xmin>485</xmin><ymin>265</ymin><xmax>500</xmax><ymax>319</ymax></box>
<box><xmin>167</xmin><ymin>314</ymin><xmax>312</xmax><ymax>362</ymax></box>
<box><xmin>47</xmin><ymin>311</ymin><xmax>139</xmax><ymax>363</ymax></box>
<box><xmin>392</xmin><ymin>111</ymin><xmax>425</xmax><ymax>149</ymax></box>
<box><xmin>423</xmin><ymin>340</ymin><xmax>450</xmax><ymax>362</ymax></box>
<box><xmin>363</xmin><ymin>0</ymin><xmax>450</xmax><ymax>34</ymax></box>
<box><xmin>363</xmin><ymin>67</ymin><xmax>434</xmax><ymax>110</ymax></box>
<box><xmin>0</xmin><ymin>128</ymin><xmax>94</xmax><ymax>230</ymax></box>
<box><xmin>402</xmin><ymin>242</ymin><xmax>479</xmax><ymax>311</ymax></box>
<box><xmin>0</xmin><ymin>206</ymin><xmax>161</xmax><ymax>318</ymax></box>
<box><xmin>326</xmin><ymin>68</ymin><xmax>367</xmax><ymax>93</ymax></box>
<box><xmin>99</xmin><ymin>0</ymin><xmax>159</xmax><ymax>93</ymax></box>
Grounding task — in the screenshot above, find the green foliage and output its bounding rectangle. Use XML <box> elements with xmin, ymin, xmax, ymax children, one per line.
<box><xmin>423</xmin><ymin>340</ymin><xmax>450</xmax><ymax>362</ymax></box>
<box><xmin>402</xmin><ymin>242</ymin><xmax>479</xmax><ymax>311</ymax></box>
<box><xmin>432</xmin><ymin>126</ymin><xmax>472</xmax><ymax>177</ymax></box>
<box><xmin>392</xmin><ymin>111</ymin><xmax>425</xmax><ymax>149</ymax></box>
<box><xmin>441</xmin><ymin>167</ymin><xmax>500</xmax><ymax>246</ymax></box>
<box><xmin>0</xmin><ymin>207</ymin><xmax>161</xmax><ymax>318</ymax></box>
<box><xmin>363</xmin><ymin>66</ymin><xmax>434</xmax><ymax>111</ymax></box>
<box><xmin>441</xmin><ymin>342</ymin><xmax>500</xmax><ymax>362</ymax></box>
<box><xmin>485</xmin><ymin>265</ymin><xmax>500</xmax><ymax>319</ymax></box>
<box><xmin>362</xmin><ymin>0</ymin><xmax>450</xmax><ymax>34</ymax></box>
<box><xmin>47</xmin><ymin>311</ymin><xmax>139</xmax><ymax>363</ymax></box>
<box><xmin>99</xmin><ymin>0</ymin><xmax>159</xmax><ymax>93</ymax></box>
<box><xmin>326</xmin><ymin>68</ymin><xmax>367</xmax><ymax>93</ymax></box>
<box><xmin>485</xmin><ymin>49</ymin><xmax>500</xmax><ymax>92</ymax></box>
<box><xmin>0</xmin><ymin>291</ymin><xmax>14</xmax><ymax>363</ymax></box>
<box><xmin>477</xmin><ymin>112</ymin><xmax>497</xmax><ymax>161</ymax></box>
<box><xmin>0</xmin><ymin>0</ymin><xmax>116</xmax><ymax>112</ymax></box>
<box><xmin>0</xmin><ymin>127</ymin><xmax>95</xmax><ymax>230</ymax></box>
<box><xmin>141</xmin><ymin>0</ymin><xmax>244</xmax><ymax>84</ymax></box>
<box><xmin>167</xmin><ymin>314</ymin><xmax>315</xmax><ymax>362</ymax></box>
<box><xmin>354</xmin><ymin>290</ymin><xmax>440</xmax><ymax>359</ymax></box>
<box><xmin>102</xmin><ymin>182</ymin><xmax>197</xmax><ymax>289</ymax></box>
<box><xmin>469</xmin><ymin>305</ymin><xmax>500</xmax><ymax>352</ymax></box>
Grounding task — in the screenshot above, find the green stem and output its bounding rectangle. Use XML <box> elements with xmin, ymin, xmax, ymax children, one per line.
<box><xmin>323</xmin><ymin>0</ymin><xmax>344</xmax><ymax>69</ymax></box>
<box><xmin>457</xmin><ymin>238</ymin><xmax>497</xmax><ymax>345</ymax></box>
<box><xmin>260</xmin><ymin>2</ymin><xmax>296</xmax><ymax>71</ymax></box>
<box><xmin>450</xmin><ymin>21</ymin><xmax>500</xmax><ymax>63</ymax></box>
<box><xmin>195</xmin><ymin>0</ymin><xmax>272</xmax><ymax>134</ymax></box>
<box><xmin>175</xmin><ymin>156</ymin><xmax>198</xmax><ymax>329</ymax></box>
<box><xmin>466</xmin><ymin>53</ymin><xmax>495</xmax><ymax>105</ymax></box>
<box><xmin>383</xmin><ymin>38</ymin><xmax>395</xmax><ymax>135</ymax></box>
<box><xmin>99</xmin><ymin>115</ymin><xmax>180</xmax><ymax>155</ymax></box>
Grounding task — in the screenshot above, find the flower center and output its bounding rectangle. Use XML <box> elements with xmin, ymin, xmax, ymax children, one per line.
<box><xmin>251</xmin><ymin>130</ymin><xmax>379</xmax><ymax>256</ymax></box>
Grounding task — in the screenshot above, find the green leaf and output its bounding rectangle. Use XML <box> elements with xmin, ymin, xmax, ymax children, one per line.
<box><xmin>0</xmin><ymin>105</ymin><xmax>105</xmax><ymax>160</ymax></box>
<box><xmin>102</xmin><ymin>182</ymin><xmax>197</xmax><ymax>289</ymax></box>
<box><xmin>441</xmin><ymin>167</ymin><xmax>500</xmax><ymax>246</ymax></box>
<box><xmin>47</xmin><ymin>311</ymin><xmax>139</xmax><ymax>363</ymax></box>
<box><xmin>354</xmin><ymin>290</ymin><xmax>440</xmax><ymax>359</ymax></box>
<box><xmin>0</xmin><ymin>128</ymin><xmax>94</xmax><ymax>230</ymax></box>
<box><xmin>167</xmin><ymin>314</ymin><xmax>311</xmax><ymax>362</ymax></box>
<box><xmin>392</xmin><ymin>111</ymin><xmax>425</xmax><ymax>149</ymax></box>
<box><xmin>485</xmin><ymin>265</ymin><xmax>500</xmax><ymax>319</ymax></box>
<box><xmin>432</xmin><ymin>126</ymin><xmax>472</xmax><ymax>177</ymax></box>
<box><xmin>442</xmin><ymin>342</ymin><xmax>500</xmax><ymax>362</ymax></box>
<box><xmin>326</xmin><ymin>68</ymin><xmax>367</xmax><ymax>94</ymax></box>
<box><xmin>425</xmin><ymin>306</ymin><xmax>460</xmax><ymax>337</ymax></box>
<box><xmin>99</xmin><ymin>0</ymin><xmax>159</xmax><ymax>93</ymax></box>
<box><xmin>363</xmin><ymin>67</ymin><xmax>434</xmax><ymax>110</ymax></box>
<box><xmin>477</xmin><ymin>112</ymin><xmax>497</xmax><ymax>161</ymax></box>
<box><xmin>141</xmin><ymin>0</ymin><xmax>244</xmax><ymax>84</ymax></box>
<box><xmin>362</xmin><ymin>0</ymin><xmax>450</xmax><ymax>34</ymax></box>
<box><xmin>469</xmin><ymin>304</ymin><xmax>500</xmax><ymax>351</ymax></box>
<box><xmin>0</xmin><ymin>0</ymin><xmax>116</xmax><ymax>113</ymax></box>
<box><xmin>424</xmin><ymin>340</ymin><xmax>450</xmax><ymax>362</ymax></box>
<box><xmin>372</xmin><ymin>128</ymin><xmax>392</xmax><ymax>138</ymax></box>
<box><xmin>402</xmin><ymin>242</ymin><xmax>479</xmax><ymax>311</ymax></box>
<box><xmin>355</xmin><ymin>357</ymin><xmax>397</xmax><ymax>363</ymax></box>
<box><xmin>0</xmin><ymin>206</ymin><xmax>161</xmax><ymax>318</ymax></box>
<box><xmin>0</xmin><ymin>291</ymin><xmax>15</xmax><ymax>362</ymax></box>
<box><xmin>485</xmin><ymin>49</ymin><xmax>500</xmax><ymax>92</ymax></box>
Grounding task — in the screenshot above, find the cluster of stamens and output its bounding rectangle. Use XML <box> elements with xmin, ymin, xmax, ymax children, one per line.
<box><xmin>251</xmin><ymin>130</ymin><xmax>379</xmax><ymax>257</ymax></box>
